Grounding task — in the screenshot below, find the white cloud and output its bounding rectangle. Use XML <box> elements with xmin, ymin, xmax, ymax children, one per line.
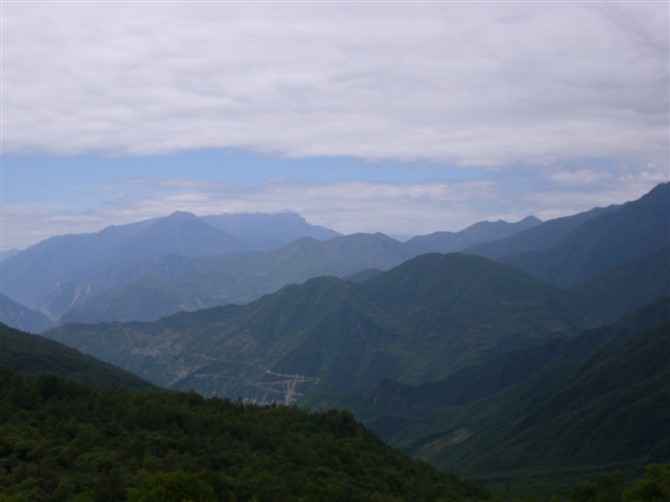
<box><xmin>2</xmin><ymin>1</ymin><xmax>667</xmax><ymax>250</ymax></box>
<box><xmin>0</xmin><ymin>177</ymin><xmax>494</xmax><ymax>249</ymax></box>
<box><xmin>2</xmin><ymin>1</ymin><xmax>667</xmax><ymax>166</ymax></box>
<box><xmin>3</xmin><ymin>163</ymin><xmax>666</xmax><ymax>251</ymax></box>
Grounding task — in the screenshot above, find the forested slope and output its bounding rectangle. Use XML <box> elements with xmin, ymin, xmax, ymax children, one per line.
<box><xmin>0</xmin><ymin>370</ymin><xmax>488</xmax><ymax>502</ymax></box>
<box><xmin>0</xmin><ymin>323</ymin><xmax>155</xmax><ymax>391</ymax></box>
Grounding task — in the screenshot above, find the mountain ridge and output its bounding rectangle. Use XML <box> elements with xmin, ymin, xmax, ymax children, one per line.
<box><xmin>308</xmin><ymin>298</ymin><xmax>670</xmax><ymax>493</ymax></box>
<box><xmin>414</xmin><ymin>319</ymin><xmax>670</xmax><ymax>484</ymax></box>
<box><xmin>499</xmin><ymin>183</ymin><xmax>670</xmax><ymax>287</ymax></box>
<box><xmin>0</xmin><ymin>293</ymin><xmax>51</xmax><ymax>333</ymax></box>
<box><xmin>44</xmin><ymin>252</ymin><xmax>589</xmax><ymax>401</ymax></box>
<box><xmin>0</xmin><ymin>211</ymin><xmax>340</xmax><ymax>312</ymax></box>
<box><xmin>37</xmin><ymin>218</ymin><xmax>547</xmax><ymax>325</ymax></box>
<box><xmin>406</xmin><ymin>216</ymin><xmax>541</xmax><ymax>256</ymax></box>
<box><xmin>4</xmin><ymin>184</ymin><xmax>668</xmax><ymax>331</ymax></box>
<box><xmin>0</xmin><ymin>322</ymin><xmax>156</xmax><ymax>391</ymax></box>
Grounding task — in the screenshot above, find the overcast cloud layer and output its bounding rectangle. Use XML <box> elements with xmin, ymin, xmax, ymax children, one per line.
<box><xmin>1</xmin><ymin>1</ymin><xmax>669</xmax><ymax>249</ymax></box>
<box><xmin>4</xmin><ymin>1</ymin><xmax>668</xmax><ymax>164</ymax></box>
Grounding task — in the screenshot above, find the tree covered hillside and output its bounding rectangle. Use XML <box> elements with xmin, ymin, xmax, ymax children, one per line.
<box><xmin>0</xmin><ymin>370</ymin><xmax>488</xmax><ymax>502</ymax></box>
<box><xmin>0</xmin><ymin>323</ymin><xmax>155</xmax><ymax>392</ymax></box>
<box><xmin>44</xmin><ymin>253</ymin><xmax>588</xmax><ymax>401</ymax></box>
<box><xmin>408</xmin><ymin>320</ymin><xmax>670</xmax><ymax>493</ymax></box>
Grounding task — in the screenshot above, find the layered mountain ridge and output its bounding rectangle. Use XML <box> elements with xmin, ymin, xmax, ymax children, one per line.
<box><xmin>1</xmin><ymin>210</ymin><xmax>543</xmax><ymax>326</ymax></box>
<box><xmin>51</xmin><ymin>183</ymin><xmax>670</xmax><ymax>328</ymax></box>
<box><xmin>44</xmin><ymin>252</ymin><xmax>588</xmax><ymax>401</ymax></box>
<box><xmin>0</xmin><ymin>325</ymin><xmax>486</xmax><ymax>501</ymax></box>
<box><xmin>0</xmin><ymin>293</ymin><xmax>51</xmax><ymax>334</ymax></box>
<box><xmin>3</xmin><ymin>183</ymin><xmax>668</xmax><ymax>496</ymax></box>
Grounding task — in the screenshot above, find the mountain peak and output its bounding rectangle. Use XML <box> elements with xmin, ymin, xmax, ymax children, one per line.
<box><xmin>165</xmin><ymin>211</ymin><xmax>200</xmax><ymax>221</ymax></box>
<box><xmin>201</xmin><ymin>212</ymin><xmax>341</xmax><ymax>250</ymax></box>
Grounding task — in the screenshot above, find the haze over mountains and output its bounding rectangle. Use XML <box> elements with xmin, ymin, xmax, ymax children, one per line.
<box><xmin>1</xmin><ymin>212</ymin><xmax>339</xmax><ymax>321</ymax></box>
<box><xmin>0</xmin><ymin>322</ymin><xmax>156</xmax><ymax>391</ymax></box>
<box><xmin>4</xmin><ymin>1</ymin><xmax>668</xmax><ymax>496</ymax></box>
<box><xmin>0</xmin><ymin>249</ymin><xmax>18</xmax><ymax>262</ymax></box>
<box><xmin>1</xmin><ymin>208</ymin><xmax>541</xmax><ymax>326</ymax></box>
<box><xmin>2</xmin><ymin>182</ymin><xmax>668</xmax><ymax>496</ymax></box>
<box><xmin>497</xmin><ymin>183</ymin><xmax>669</xmax><ymax>287</ymax></box>
<box><xmin>4</xmin><ymin>183</ymin><xmax>668</xmax><ymax>331</ymax></box>
<box><xmin>0</xmin><ymin>293</ymin><xmax>51</xmax><ymax>334</ymax></box>
<box><xmin>2</xmin><ymin>182</ymin><xmax>667</xmax><ymax>332</ymax></box>
<box><xmin>45</xmin><ymin>253</ymin><xmax>588</xmax><ymax>399</ymax></box>
<box><xmin>319</xmin><ymin>297</ymin><xmax>670</xmax><ymax>479</ymax></box>
<box><xmin>1</xmin><ymin>324</ymin><xmax>486</xmax><ymax>502</ymax></box>
<box><xmin>1</xmin><ymin>182</ymin><xmax>667</xmax><ymax>333</ymax></box>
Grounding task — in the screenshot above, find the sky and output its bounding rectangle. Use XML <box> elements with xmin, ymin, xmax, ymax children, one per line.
<box><xmin>1</xmin><ymin>1</ymin><xmax>668</xmax><ymax>251</ymax></box>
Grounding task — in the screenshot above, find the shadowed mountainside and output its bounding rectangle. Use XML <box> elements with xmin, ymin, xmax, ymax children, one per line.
<box><xmin>44</xmin><ymin>253</ymin><xmax>588</xmax><ymax>402</ymax></box>
<box><xmin>496</xmin><ymin>183</ymin><xmax>669</xmax><ymax>287</ymax></box>
<box><xmin>0</xmin><ymin>294</ymin><xmax>51</xmax><ymax>334</ymax></box>
<box><xmin>0</xmin><ymin>323</ymin><xmax>156</xmax><ymax>391</ymax></box>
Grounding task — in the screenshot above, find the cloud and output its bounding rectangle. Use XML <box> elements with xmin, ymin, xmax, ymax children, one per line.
<box><xmin>2</xmin><ymin>2</ymin><xmax>667</xmax><ymax>250</ymax></box>
<box><xmin>2</xmin><ymin>1</ymin><xmax>668</xmax><ymax>166</ymax></box>
<box><xmin>3</xmin><ymin>161</ymin><xmax>666</xmax><ymax>251</ymax></box>
<box><xmin>1</xmin><ymin>177</ymin><xmax>497</xmax><ymax>249</ymax></box>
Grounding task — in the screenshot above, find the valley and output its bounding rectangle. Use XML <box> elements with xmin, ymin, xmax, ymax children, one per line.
<box><xmin>4</xmin><ymin>3</ymin><xmax>668</xmax><ymax>499</ymax></box>
<box><xmin>1</xmin><ymin>183</ymin><xmax>669</xmax><ymax>498</ymax></box>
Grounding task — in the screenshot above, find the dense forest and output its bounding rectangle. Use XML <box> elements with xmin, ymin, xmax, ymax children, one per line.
<box><xmin>1</xmin><ymin>368</ymin><xmax>668</xmax><ymax>501</ymax></box>
<box><xmin>0</xmin><ymin>324</ymin><xmax>155</xmax><ymax>392</ymax></box>
<box><xmin>1</xmin><ymin>185</ymin><xmax>668</xmax><ymax>501</ymax></box>
<box><xmin>0</xmin><ymin>370</ymin><xmax>488</xmax><ymax>501</ymax></box>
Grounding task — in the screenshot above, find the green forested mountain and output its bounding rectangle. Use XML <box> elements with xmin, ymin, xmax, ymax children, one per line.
<box><xmin>567</xmin><ymin>242</ymin><xmax>670</xmax><ymax>324</ymax></box>
<box><xmin>6</xmin><ymin>212</ymin><xmax>542</xmax><ymax>325</ymax></box>
<box><xmin>0</xmin><ymin>323</ymin><xmax>155</xmax><ymax>391</ymax></box>
<box><xmin>412</xmin><ymin>320</ymin><xmax>670</xmax><ymax>484</ymax></box>
<box><xmin>354</xmin><ymin>253</ymin><xmax>587</xmax><ymax>379</ymax></box>
<box><xmin>53</xmin><ymin>232</ymin><xmax>409</xmax><ymax>324</ymax></box>
<box><xmin>7</xmin><ymin>185</ymin><xmax>669</xmax><ymax>500</ymax></box>
<box><xmin>44</xmin><ymin>253</ymin><xmax>587</xmax><ymax>402</ymax></box>
<box><xmin>58</xmin><ymin>275</ymin><xmax>214</xmax><ymax>324</ymax></box>
<box><xmin>0</xmin><ymin>322</ymin><xmax>488</xmax><ymax>501</ymax></box>
<box><xmin>329</xmin><ymin>301</ymin><xmax>669</xmax><ymax>495</ymax></box>
<box><xmin>500</xmin><ymin>182</ymin><xmax>670</xmax><ymax>287</ymax></box>
<box><xmin>1</xmin><ymin>211</ymin><xmax>339</xmax><ymax>317</ymax></box>
<box><xmin>316</xmin><ymin>297</ymin><xmax>670</xmax><ymax>437</ymax></box>
<box><xmin>292</xmin><ymin>299</ymin><xmax>670</xmax><ymax>496</ymax></box>
<box><xmin>59</xmin><ymin>219</ymin><xmax>550</xmax><ymax>326</ymax></box>
<box><xmin>3</xmin><ymin>184</ymin><xmax>666</xmax><ymax>328</ymax></box>
<box><xmin>0</xmin><ymin>369</ymin><xmax>488</xmax><ymax>502</ymax></box>
<box><xmin>403</xmin><ymin>216</ymin><xmax>541</xmax><ymax>256</ymax></box>
<box><xmin>52</xmin><ymin>183</ymin><xmax>668</xmax><ymax>325</ymax></box>
<box><xmin>465</xmin><ymin>205</ymin><xmax>617</xmax><ymax>259</ymax></box>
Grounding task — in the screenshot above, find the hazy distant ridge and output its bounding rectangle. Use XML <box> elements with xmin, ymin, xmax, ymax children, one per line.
<box><xmin>0</xmin><ymin>212</ymin><xmax>340</xmax><ymax>319</ymax></box>
<box><xmin>0</xmin><ymin>293</ymin><xmax>51</xmax><ymax>334</ymax></box>
<box><xmin>500</xmin><ymin>183</ymin><xmax>670</xmax><ymax>287</ymax></box>
<box><xmin>2</xmin><ymin>212</ymin><xmax>540</xmax><ymax>326</ymax></box>
<box><xmin>3</xmin><ymin>184</ymin><xmax>668</xmax><ymax>329</ymax></box>
<box><xmin>45</xmin><ymin>252</ymin><xmax>587</xmax><ymax>400</ymax></box>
